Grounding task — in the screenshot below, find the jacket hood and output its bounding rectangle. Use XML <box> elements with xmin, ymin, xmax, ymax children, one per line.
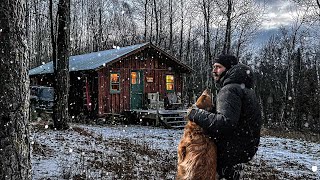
<box><xmin>220</xmin><ymin>63</ymin><xmax>254</xmax><ymax>88</ymax></box>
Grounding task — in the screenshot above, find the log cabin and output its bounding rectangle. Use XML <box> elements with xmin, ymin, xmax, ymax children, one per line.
<box><xmin>29</xmin><ymin>42</ymin><xmax>193</xmax><ymax>118</ymax></box>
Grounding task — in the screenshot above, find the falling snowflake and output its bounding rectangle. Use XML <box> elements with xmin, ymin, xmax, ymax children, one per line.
<box><xmin>45</xmin><ymin>125</ymin><xmax>49</xmax><ymax>129</ymax></box>
<box><xmin>312</xmin><ymin>166</ymin><xmax>317</xmax><ymax>172</ymax></box>
<box><xmin>69</xmin><ymin>148</ymin><xmax>73</xmax><ymax>153</ymax></box>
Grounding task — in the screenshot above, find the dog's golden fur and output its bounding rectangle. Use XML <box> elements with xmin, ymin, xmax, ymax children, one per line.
<box><xmin>177</xmin><ymin>90</ymin><xmax>217</xmax><ymax>180</ymax></box>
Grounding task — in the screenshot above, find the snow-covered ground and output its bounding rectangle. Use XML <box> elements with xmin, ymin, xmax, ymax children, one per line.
<box><xmin>30</xmin><ymin>124</ymin><xmax>319</xmax><ymax>180</ymax></box>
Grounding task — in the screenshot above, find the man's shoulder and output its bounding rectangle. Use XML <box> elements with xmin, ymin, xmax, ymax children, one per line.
<box><xmin>221</xmin><ymin>83</ymin><xmax>244</xmax><ymax>92</ymax></box>
<box><xmin>217</xmin><ymin>84</ymin><xmax>245</xmax><ymax>99</ymax></box>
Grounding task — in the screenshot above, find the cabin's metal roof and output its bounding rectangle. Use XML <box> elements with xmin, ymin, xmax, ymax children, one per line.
<box><xmin>29</xmin><ymin>43</ymin><xmax>148</xmax><ymax>75</ymax></box>
<box><xmin>29</xmin><ymin>42</ymin><xmax>193</xmax><ymax>75</ymax></box>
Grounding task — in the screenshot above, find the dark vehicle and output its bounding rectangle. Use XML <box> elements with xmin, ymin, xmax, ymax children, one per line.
<box><xmin>30</xmin><ymin>86</ymin><xmax>54</xmax><ymax>111</ymax></box>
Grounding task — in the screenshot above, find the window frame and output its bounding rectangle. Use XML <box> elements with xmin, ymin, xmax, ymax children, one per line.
<box><xmin>110</xmin><ymin>72</ymin><xmax>121</xmax><ymax>94</ymax></box>
<box><xmin>165</xmin><ymin>74</ymin><xmax>175</xmax><ymax>92</ymax></box>
<box><xmin>130</xmin><ymin>71</ymin><xmax>141</xmax><ymax>85</ymax></box>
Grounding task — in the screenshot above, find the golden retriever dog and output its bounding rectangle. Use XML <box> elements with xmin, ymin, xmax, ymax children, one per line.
<box><xmin>177</xmin><ymin>89</ymin><xmax>217</xmax><ymax>180</ymax></box>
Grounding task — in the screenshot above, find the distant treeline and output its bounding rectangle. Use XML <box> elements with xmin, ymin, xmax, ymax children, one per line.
<box><xmin>254</xmin><ymin>32</ymin><xmax>320</xmax><ymax>133</ymax></box>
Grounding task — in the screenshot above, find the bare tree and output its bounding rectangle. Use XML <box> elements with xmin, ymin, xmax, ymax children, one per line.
<box><xmin>153</xmin><ymin>0</ymin><xmax>159</xmax><ymax>44</ymax></box>
<box><xmin>52</xmin><ymin>0</ymin><xmax>71</xmax><ymax>130</ymax></box>
<box><xmin>0</xmin><ymin>0</ymin><xmax>31</xmax><ymax>179</ymax></box>
<box><xmin>144</xmin><ymin>0</ymin><xmax>149</xmax><ymax>42</ymax></box>
<box><xmin>178</xmin><ymin>0</ymin><xmax>185</xmax><ymax>60</ymax></box>
<box><xmin>213</xmin><ymin>0</ymin><xmax>262</xmax><ymax>56</ymax></box>
<box><xmin>292</xmin><ymin>0</ymin><xmax>320</xmax><ymax>18</ymax></box>
<box><xmin>202</xmin><ymin>0</ymin><xmax>213</xmax><ymax>87</ymax></box>
<box><xmin>223</xmin><ymin>0</ymin><xmax>232</xmax><ymax>54</ymax></box>
<box><xmin>168</xmin><ymin>0</ymin><xmax>173</xmax><ymax>51</ymax></box>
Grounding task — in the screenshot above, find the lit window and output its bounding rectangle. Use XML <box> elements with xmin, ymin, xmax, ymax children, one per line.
<box><xmin>166</xmin><ymin>75</ymin><xmax>174</xmax><ymax>91</ymax></box>
<box><xmin>110</xmin><ymin>72</ymin><xmax>120</xmax><ymax>93</ymax></box>
<box><xmin>131</xmin><ymin>72</ymin><xmax>140</xmax><ymax>84</ymax></box>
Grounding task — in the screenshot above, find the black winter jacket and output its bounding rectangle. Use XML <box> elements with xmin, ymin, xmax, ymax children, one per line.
<box><xmin>188</xmin><ymin>63</ymin><xmax>262</xmax><ymax>167</ymax></box>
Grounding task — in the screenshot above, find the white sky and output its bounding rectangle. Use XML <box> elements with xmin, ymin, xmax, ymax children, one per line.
<box><xmin>260</xmin><ymin>0</ymin><xmax>301</xmax><ymax>29</ymax></box>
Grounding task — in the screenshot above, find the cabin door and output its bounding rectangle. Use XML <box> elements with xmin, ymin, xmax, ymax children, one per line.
<box><xmin>130</xmin><ymin>70</ymin><xmax>144</xmax><ymax>109</ymax></box>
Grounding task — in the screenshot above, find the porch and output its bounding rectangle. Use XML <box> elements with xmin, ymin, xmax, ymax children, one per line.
<box><xmin>129</xmin><ymin>109</ymin><xmax>188</xmax><ymax>129</ymax></box>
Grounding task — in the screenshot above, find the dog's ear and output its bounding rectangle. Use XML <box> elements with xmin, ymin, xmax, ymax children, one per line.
<box><xmin>201</xmin><ymin>89</ymin><xmax>211</xmax><ymax>97</ymax></box>
<box><xmin>196</xmin><ymin>91</ymin><xmax>213</xmax><ymax>110</ymax></box>
<box><xmin>202</xmin><ymin>89</ymin><xmax>208</xmax><ymax>96</ymax></box>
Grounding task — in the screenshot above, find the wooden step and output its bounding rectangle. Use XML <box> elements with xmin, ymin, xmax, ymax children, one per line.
<box><xmin>166</xmin><ymin>120</ymin><xmax>186</xmax><ymax>124</ymax></box>
<box><xmin>162</xmin><ymin>116</ymin><xmax>184</xmax><ymax>119</ymax></box>
<box><xmin>161</xmin><ymin>115</ymin><xmax>186</xmax><ymax>129</ymax></box>
<box><xmin>171</xmin><ymin>125</ymin><xmax>186</xmax><ymax>129</ymax></box>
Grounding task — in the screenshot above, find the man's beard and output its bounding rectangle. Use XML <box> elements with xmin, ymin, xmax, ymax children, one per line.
<box><xmin>213</xmin><ymin>73</ymin><xmax>220</xmax><ymax>82</ymax></box>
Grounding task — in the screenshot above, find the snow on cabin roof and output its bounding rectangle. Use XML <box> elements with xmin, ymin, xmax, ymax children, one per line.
<box><xmin>29</xmin><ymin>43</ymin><xmax>149</xmax><ymax>75</ymax></box>
<box><xmin>29</xmin><ymin>43</ymin><xmax>193</xmax><ymax>76</ymax></box>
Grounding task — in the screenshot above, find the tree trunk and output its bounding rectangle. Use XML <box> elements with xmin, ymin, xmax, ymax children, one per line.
<box><xmin>53</xmin><ymin>0</ymin><xmax>71</xmax><ymax>130</ymax></box>
<box><xmin>153</xmin><ymin>0</ymin><xmax>159</xmax><ymax>45</ymax></box>
<box><xmin>50</xmin><ymin>0</ymin><xmax>58</xmax><ymax>127</ymax></box>
<box><xmin>185</xmin><ymin>18</ymin><xmax>192</xmax><ymax>63</ymax></box>
<box><xmin>144</xmin><ymin>0</ymin><xmax>148</xmax><ymax>42</ymax></box>
<box><xmin>150</xmin><ymin>1</ymin><xmax>153</xmax><ymax>42</ymax></box>
<box><xmin>179</xmin><ymin>0</ymin><xmax>184</xmax><ymax>60</ymax></box>
<box><xmin>316</xmin><ymin>52</ymin><xmax>320</xmax><ymax>130</ymax></box>
<box><xmin>293</xmin><ymin>49</ymin><xmax>302</xmax><ymax>130</ymax></box>
<box><xmin>98</xmin><ymin>4</ymin><xmax>103</xmax><ymax>51</ymax></box>
<box><xmin>202</xmin><ymin>0</ymin><xmax>211</xmax><ymax>87</ymax></box>
<box><xmin>0</xmin><ymin>0</ymin><xmax>31</xmax><ymax>179</ymax></box>
<box><xmin>223</xmin><ymin>0</ymin><xmax>232</xmax><ymax>54</ymax></box>
<box><xmin>236</xmin><ymin>28</ymin><xmax>244</xmax><ymax>58</ymax></box>
<box><xmin>169</xmin><ymin>0</ymin><xmax>173</xmax><ymax>52</ymax></box>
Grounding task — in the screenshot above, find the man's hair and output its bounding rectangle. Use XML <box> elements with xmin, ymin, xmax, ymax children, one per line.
<box><xmin>213</xmin><ymin>54</ymin><xmax>238</xmax><ymax>70</ymax></box>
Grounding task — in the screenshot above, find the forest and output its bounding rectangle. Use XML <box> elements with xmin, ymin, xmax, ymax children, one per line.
<box><xmin>26</xmin><ymin>0</ymin><xmax>320</xmax><ymax>132</ymax></box>
<box><xmin>0</xmin><ymin>0</ymin><xmax>319</xmax><ymax>179</ymax></box>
